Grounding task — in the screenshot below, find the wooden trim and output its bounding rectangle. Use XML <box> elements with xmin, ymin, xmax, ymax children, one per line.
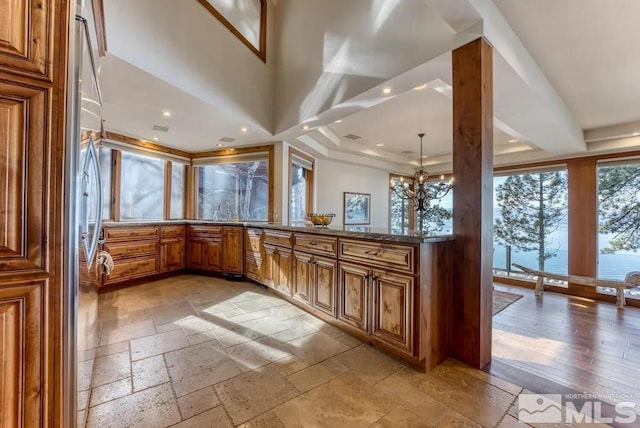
<box><xmin>196</xmin><ymin>0</ymin><xmax>267</xmax><ymax>62</ymax></box>
<box><xmin>493</xmin><ymin>275</ymin><xmax>640</xmax><ymax>309</ymax></box>
<box><xmin>494</xmin><ymin>149</ymin><xmax>640</xmax><ymax>174</ymax></box>
<box><xmin>268</xmin><ymin>145</ymin><xmax>274</xmax><ymax>222</ymax></box>
<box><xmin>288</xmin><ymin>147</ymin><xmax>315</xmax><ymax>221</ymax></box>
<box><xmin>91</xmin><ymin>0</ymin><xmax>107</xmax><ymax>56</ymax></box>
<box><xmin>104</xmin><ymin>131</ymin><xmax>192</xmax><ymax>159</ymax></box>
<box><xmin>185</xmin><ymin>166</ymin><xmax>195</xmax><ymax>220</ymax></box>
<box><xmin>163</xmin><ymin>161</ymin><xmax>171</xmax><ymax>220</ymax></box>
<box><xmin>191</xmin><ymin>144</ymin><xmax>274</xmax><ymax>159</ymax></box>
<box><xmin>112</xmin><ymin>150</ymin><xmax>121</xmax><ymax>221</ymax></box>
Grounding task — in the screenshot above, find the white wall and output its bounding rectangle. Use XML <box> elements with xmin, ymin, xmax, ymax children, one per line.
<box><xmin>315</xmin><ymin>159</ymin><xmax>390</xmax><ymax>229</ymax></box>
<box><xmin>273</xmin><ymin>0</ymin><xmax>459</xmax><ymax>133</ymax></box>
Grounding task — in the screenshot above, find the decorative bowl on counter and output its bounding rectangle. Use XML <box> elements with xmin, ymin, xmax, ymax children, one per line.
<box><xmin>307</xmin><ymin>213</ymin><xmax>335</xmax><ymax>227</ymax></box>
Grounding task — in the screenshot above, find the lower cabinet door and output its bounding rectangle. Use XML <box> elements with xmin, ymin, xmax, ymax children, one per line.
<box><xmin>313</xmin><ymin>256</ymin><xmax>337</xmax><ymax>317</ymax></box>
<box><xmin>371</xmin><ymin>270</ymin><xmax>414</xmax><ymax>355</ymax></box>
<box><xmin>204</xmin><ymin>238</ymin><xmax>223</xmax><ymax>272</ymax></box>
<box><xmin>337</xmin><ymin>262</ymin><xmax>369</xmax><ymax>333</ymax></box>
<box><xmin>263</xmin><ymin>245</ymin><xmax>277</xmax><ymax>288</ymax></box>
<box><xmin>276</xmin><ymin>248</ymin><xmax>292</xmax><ymax>296</ymax></box>
<box><xmin>161</xmin><ymin>237</ymin><xmax>185</xmax><ymax>272</ymax></box>
<box><xmin>186</xmin><ymin>239</ymin><xmax>205</xmax><ymax>269</ymax></box>
<box><xmin>293</xmin><ymin>251</ymin><xmax>313</xmax><ymax>306</ymax></box>
<box><xmin>222</xmin><ymin>227</ymin><xmax>244</xmax><ymax>274</ymax></box>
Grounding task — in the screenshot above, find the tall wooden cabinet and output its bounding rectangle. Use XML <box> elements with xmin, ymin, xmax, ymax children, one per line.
<box><xmin>0</xmin><ymin>0</ymin><xmax>70</xmax><ymax>425</ymax></box>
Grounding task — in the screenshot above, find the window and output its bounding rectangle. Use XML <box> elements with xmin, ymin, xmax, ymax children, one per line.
<box><xmin>493</xmin><ymin>169</ymin><xmax>568</xmax><ymax>284</ymax></box>
<box><xmin>389</xmin><ymin>175</ymin><xmax>412</xmax><ymax>234</ymax></box>
<box><xmin>290</xmin><ymin>149</ymin><xmax>314</xmax><ymax>221</ymax></box>
<box><xmin>597</xmin><ymin>162</ymin><xmax>640</xmax><ymax>292</ymax></box>
<box><xmin>197</xmin><ymin>0</ymin><xmax>267</xmax><ymax>61</ymax></box>
<box><xmin>196</xmin><ymin>157</ymin><xmax>269</xmax><ymax>220</ymax></box>
<box><xmin>416</xmin><ymin>189</ymin><xmax>453</xmax><ymax>235</ymax></box>
<box><xmin>170</xmin><ymin>163</ymin><xmax>186</xmax><ymax>219</ymax></box>
<box><xmin>99</xmin><ymin>146</ymin><xmax>112</xmax><ymax>220</ymax></box>
<box><xmin>120</xmin><ymin>151</ymin><xmax>165</xmax><ymax>220</ymax></box>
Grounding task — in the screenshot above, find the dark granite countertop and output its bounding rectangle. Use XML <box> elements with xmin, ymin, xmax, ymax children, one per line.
<box><xmin>102</xmin><ymin>220</ymin><xmax>455</xmax><ymax>244</ymax></box>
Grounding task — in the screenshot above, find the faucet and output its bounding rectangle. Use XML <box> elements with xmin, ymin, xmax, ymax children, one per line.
<box><xmin>216</xmin><ymin>201</ymin><xmax>231</xmax><ymax>221</ymax></box>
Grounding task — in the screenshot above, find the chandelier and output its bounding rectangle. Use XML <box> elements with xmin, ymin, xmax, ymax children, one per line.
<box><xmin>389</xmin><ymin>133</ymin><xmax>453</xmax><ymax>230</ymax></box>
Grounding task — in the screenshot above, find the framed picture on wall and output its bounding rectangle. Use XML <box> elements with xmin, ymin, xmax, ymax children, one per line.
<box><xmin>343</xmin><ymin>192</ymin><xmax>371</xmax><ymax>225</ymax></box>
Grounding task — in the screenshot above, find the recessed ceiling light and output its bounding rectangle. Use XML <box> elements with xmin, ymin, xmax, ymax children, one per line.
<box><xmin>376</xmin><ymin>143</ymin><xmax>384</xmax><ymax>147</ymax></box>
<box><xmin>152</xmin><ymin>137</ymin><xmax>159</xmax><ymax>141</ymax></box>
<box><xmin>382</xmin><ymin>87</ymin><xmax>392</xmax><ymax>95</ymax></box>
<box><xmin>241</xmin><ymin>127</ymin><xmax>248</xmax><ymax>132</ymax></box>
<box><xmin>633</xmin><ymin>132</ymin><xmax>640</xmax><ymax>136</ymax></box>
<box><xmin>413</xmin><ymin>84</ymin><xmax>427</xmax><ymax>91</ymax></box>
<box><xmin>217</xmin><ymin>143</ymin><xmax>224</xmax><ymax>147</ymax></box>
<box><xmin>508</xmin><ymin>139</ymin><xmax>518</xmax><ymax>143</ymax></box>
<box><xmin>303</xmin><ymin>125</ymin><xmax>309</xmax><ymax>130</ymax></box>
<box><xmin>162</xmin><ymin>111</ymin><xmax>171</xmax><ymax>117</ymax></box>
<box><xmin>334</xmin><ymin>120</ymin><xmax>342</xmax><ymax>124</ymax></box>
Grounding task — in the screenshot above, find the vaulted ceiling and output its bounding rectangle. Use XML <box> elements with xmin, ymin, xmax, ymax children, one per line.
<box><xmin>99</xmin><ymin>0</ymin><xmax>640</xmax><ymax>173</ymax></box>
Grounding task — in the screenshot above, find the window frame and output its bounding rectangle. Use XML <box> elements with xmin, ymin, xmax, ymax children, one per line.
<box><xmin>288</xmin><ymin>148</ymin><xmax>315</xmax><ymax>222</ymax></box>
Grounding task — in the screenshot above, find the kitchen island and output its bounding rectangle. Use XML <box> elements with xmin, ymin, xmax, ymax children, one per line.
<box><xmin>100</xmin><ymin>221</ymin><xmax>454</xmax><ymax>370</ymax></box>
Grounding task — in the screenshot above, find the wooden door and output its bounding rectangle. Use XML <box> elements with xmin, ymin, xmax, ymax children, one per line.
<box><xmin>371</xmin><ymin>270</ymin><xmax>414</xmax><ymax>355</ymax></box>
<box><xmin>293</xmin><ymin>252</ymin><xmax>313</xmax><ymax>306</ymax></box>
<box><xmin>204</xmin><ymin>238</ymin><xmax>223</xmax><ymax>272</ymax></box>
<box><xmin>263</xmin><ymin>244</ymin><xmax>277</xmax><ymax>288</ymax></box>
<box><xmin>337</xmin><ymin>262</ymin><xmax>370</xmax><ymax>333</ymax></box>
<box><xmin>275</xmin><ymin>247</ymin><xmax>292</xmax><ymax>296</ymax></box>
<box><xmin>0</xmin><ymin>0</ymin><xmax>68</xmax><ymax>424</ymax></box>
<box><xmin>186</xmin><ymin>239</ymin><xmax>205</xmax><ymax>269</ymax></box>
<box><xmin>313</xmin><ymin>256</ymin><xmax>337</xmax><ymax>317</ymax></box>
<box><xmin>222</xmin><ymin>226</ymin><xmax>244</xmax><ymax>274</ymax></box>
<box><xmin>161</xmin><ymin>237</ymin><xmax>185</xmax><ymax>272</ymax></box>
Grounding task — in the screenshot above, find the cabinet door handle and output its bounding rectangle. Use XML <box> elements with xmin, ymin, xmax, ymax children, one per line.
<box><xmin>308</xmin><ymin>241</ymin><xmax>318</xmax><ymax>246</ymax></box>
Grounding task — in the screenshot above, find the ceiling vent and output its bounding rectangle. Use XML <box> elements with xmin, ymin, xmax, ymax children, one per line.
<box><xmin>344</xmin><ymin>134</ymin><xmax>361</xmax><ymax>140</ymax></box>
<box><xmin>220</xmin><ymin>137</ymin><xmax>235</xmax><ymax>143</ymax></box>
<box><xmin>400</xmin><ymin>150</ymin><xmax>414</xmax><ymax>155</ymax></box>
<box><xmin>152</xmin><ymin>125</ymin><xmax>169</xmax><ymax>132</ymax></box>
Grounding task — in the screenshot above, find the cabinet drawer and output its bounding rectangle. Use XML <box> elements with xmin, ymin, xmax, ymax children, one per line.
<box><xmin>188</xmin><ymin>225</ymin><xmax>223</xmax><ymax>236</ymax></box>
<box><xmin>264</xmin><ymin>229</ymin><xmax>292</xmax><ymax>248</ymax></box>
<box><xmin>339</xmin><ymin>239</ymin><xmax>414</xmax><ymax>274</ymax></box>
<box><xmin>162</xmin><ymin>225</ymin><xmax>185</xmax><ymax>238</ymax></box>
<box><xmin>104</xmin><ymin>226</ymin><xmax>160</xmax><ymax>241</ymax></box>
<box><xmin>246</xmin><ymin>228</ymin><xmax>263</xmax><ymax>253</ymax></box>
<box><xmin>294</xmin><ymin>234</ymin><xmax>337</xmax><ymax>257</ymax></box>
<box><xmin>103</xmin><ymin>256</ymin><xmax>159</xmax><ymax>284</ymax></box>
<box><xmin>245</xmin><ymin>252</ymin><xmax>263</xmax><ymax>282</ymax></box>
<box><xmin>104</xmin><ymin>240</ymin><xmax>159</xmax><ymax>260</ymax></box>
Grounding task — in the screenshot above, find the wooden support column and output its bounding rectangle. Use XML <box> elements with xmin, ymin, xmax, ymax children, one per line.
<box><xmin>451</xmin><ymin>38</ymin><xmax>494</xmax><ymax>369</ymax></box>
<box><xmin>567</xmin><ymin>158</ymin><xmax>598</xmax><ymax>294</ymax></box>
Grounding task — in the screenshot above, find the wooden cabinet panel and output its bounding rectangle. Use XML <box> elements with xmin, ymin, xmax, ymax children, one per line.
<box><xmin>264</xmin><ymin>229</ymin><xmax>293</xmax><ymax>248</ymax></box>
<box><xmin>0</xmin><ymin>0</ymin><xmax>52</xmax><ymax>79</ymax></box>
<box><xmin>276</xmin><ymin>248</ymin><xmax>292</xmax><ymax>296</ymax></box>
<box><xmin>222</xmin><ymin>227</ymin><xmax>243</xmax><ymax>275</ymax></box>
<box><xmin>0</xmin><ymin>283</ymin><xmax>42</xmax><ymax>428</ymax></box>
<box><xmin>339</xmin><ymin>239</ymin><xmax>414</xmax><ymax>274</ymax></box>
<box><xmin>245</xmin><ymin>252</ymin><xmax>263</xmax><ymax>282</ymax></box>
<box><xmin>161</xmin><ymin>237</ymin><xmax>185</xmax><ymax>272</ymax></box>
<box><xmin>204</xmin><ymin>239</ymin><xmax>222</xmax><ymax>272</ymax></box>
<box><xmin>338</xmin><ymin>262</ymin><xmax>369</xmax><ymax>333</ymax></box>
<box><xmin>186</xmin><ymin>239</ymin><xmax>205</xmax><ymax>269</ymax></box>
<box><xmin>161</xmin><ymin>225</ymin><xmax>185</xmax><ymax>238</ymax></box>
<box><xmin>293</xmin><ymin>252</ymin><xmax>313</xmax><ymax>306</ymax></box>
<box><xmin>104</xmin><ymin>226</ymin><xmax>160</xmax><ymax>242</ymax></box>
<box><xmin>294</xmin><ymin>234</ymin><xmax>337</xmax><ymax>257</ymax></box>
<box><xmin>104</xmin><ymin>240</ymin><xmax>159</xmax><ymax>260</ymax></box>
<box><xmin>103</xmin><ymin>256</ymin><xmax>159</xmax><ymax>285</ymax></box>
<box><xmin>246</xmin><ymin>228</ymin><xmax>263</xmax><ymax>253</ymax></box>
<box><xmin>0</xmin><ymin>83</ymin><xmax>47</xmax><ymax>274</ymax></box>
<box><xmin>313</xmin><ymin>257</ymin><xmax>337</xmax><ymax>317</ymax></box>
<box><xmin>263</xmin><ymin>244</ymin><xmax>277</xmax><ymax>288</ymax></box>
<box><xmin>188</xmin><ymin>225</ymin><xmax>222</xmax><ymax>236</ymax></box>
<box><xmin>372</xmin><ymin>270</ymin><xmax>414</xmax><ymax>355</ymax></box>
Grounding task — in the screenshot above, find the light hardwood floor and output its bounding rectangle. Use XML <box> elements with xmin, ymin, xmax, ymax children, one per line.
<box><xmin>81</xmin><ymin>275</ymin><xmax>528</xmax><ymax>427</ymax></box>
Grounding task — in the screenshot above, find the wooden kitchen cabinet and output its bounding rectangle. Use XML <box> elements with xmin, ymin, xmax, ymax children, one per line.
<box><xmin>337</xmin><ymin>262</ymin><xmax>370</xmax><ymax>333</ymax></box>
<box><xmin>293</xmin><ymin>252</ymin><xmax>313</xmax><ymax>306</ymax></box>
<box><xmin>371</xmin><ymin>269</ymin><xmax>414</xmax><ymax>355</ymax></box>
<box><xmin>161</xmin><ymin>237</ymin><xmax>185</xmax><ymax>272</ymax></box>
<box><xmin>102</xmin><ymin>225</ymin><xmax>161</xmax><ymax>287</ymax></box>
<box><xmin>186</xmin><ymin>238</ymin><xmax>206</xmax><ymax>270</ymax></box>
<box><xmin>264</xmin><ymin>244</ymin><xmax>292</xmax><ymax>295</ymax></box>
<box><xmin>223</xmin><ymin>226</ymin><xmax>244</xmax><ymax>275</ymax></box>
<box><xmin>204</xmin><ymin>238</ymin><xmax>223</xmax><ymax>272</ymax></box>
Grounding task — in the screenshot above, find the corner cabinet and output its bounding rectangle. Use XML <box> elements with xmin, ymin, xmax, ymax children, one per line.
<box><xmin>185</xmin><ymin>225</ymin><xmax>243</xmax><ymax>276</ymax></box>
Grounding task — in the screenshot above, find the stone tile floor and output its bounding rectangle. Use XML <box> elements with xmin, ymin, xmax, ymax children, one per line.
<box><xmin>78</xmin><ymin>274</ymin><xmax>586</xmax><ymax>427</ymax></box>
